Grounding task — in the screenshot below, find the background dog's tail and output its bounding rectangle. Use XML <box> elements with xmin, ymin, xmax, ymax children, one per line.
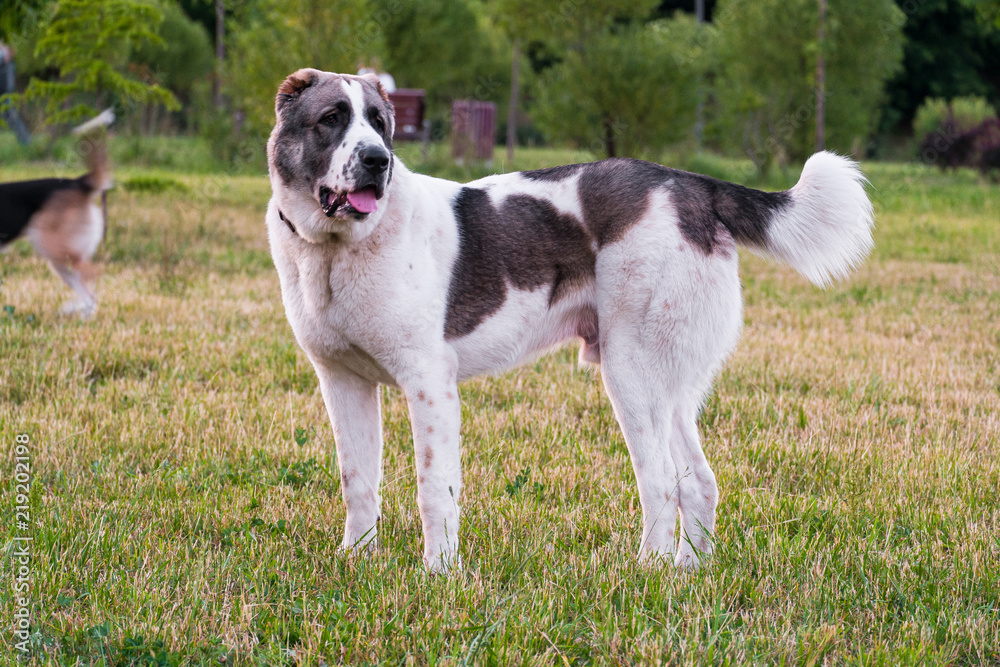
<box><xmin>74</xmin><ymin>109</ymin><xmax>115</xmax><ymax>193</ymax></box>
<box><xmin>730</xmin><ymin>152</ymin><xmax>875</xmax><ymax>287</ymax></box>
<box><xmin>72</xmin><ymin>108</ymin><xmax>115</xmax><ymax>137</ymax></box>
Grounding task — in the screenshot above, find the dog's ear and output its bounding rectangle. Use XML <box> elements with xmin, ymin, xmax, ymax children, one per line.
<box><xmin>359</xmin><ymin>73</ymin><xmax>390</xmax><ymax>103</ymax></box>
<box><xmin>276</xmin><ymin>69</ymin><xmax>319</xmax><ymax>114</ymax></box>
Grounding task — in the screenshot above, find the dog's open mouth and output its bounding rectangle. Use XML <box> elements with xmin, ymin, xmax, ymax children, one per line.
<box><xmin>319</xmin><ymin>186</ymin><xmax>379</xmax><ymax>217</ymax></box>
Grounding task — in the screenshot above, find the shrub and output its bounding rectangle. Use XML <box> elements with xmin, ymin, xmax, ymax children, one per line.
<box><xmin>919</xmin><ymin>112</ymin><xmax>978</xmax><ymax>169</ymax></box>
<box><xmin>916</xmin><ymin>97</ymin><xmax>999</xmax><ymax>170</ymax></box>
<box><xmin>913</xmin><ymin>96</ymin><xmax>995</xmax><ymax>139</ymax></box>
<box><xmin>973</xmin><ymin>118</ymin><xmax>1000</xmax><ymax>177</ymax></box>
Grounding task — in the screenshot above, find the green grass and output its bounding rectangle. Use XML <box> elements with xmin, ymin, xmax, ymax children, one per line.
<box><xmin>1</xmin><ymin>143</ymin><xmax>998</xmax><ymax>665</ymax></box>
<box><xmin>0</xmin><ymin>132</ymin><xmax>265</xmax><ymax>176</ymax></box>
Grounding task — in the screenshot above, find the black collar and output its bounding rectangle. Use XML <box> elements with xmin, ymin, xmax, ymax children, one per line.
<box><xmin>278</xmin><ymin>209</ymin><xmax>298</xmax><ymax>236</ymax></box>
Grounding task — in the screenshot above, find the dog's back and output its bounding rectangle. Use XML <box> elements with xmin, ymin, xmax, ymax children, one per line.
<box><xmin>0</xmin><ymin>176</ymin><xmax>94</xmax><ymax>246</ymax></box>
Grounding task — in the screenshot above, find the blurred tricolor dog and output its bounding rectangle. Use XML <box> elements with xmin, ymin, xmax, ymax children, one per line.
<box><xmin>266</xmin><ymin>68</ymin><xmax>874</xmax><ymax>572</ymax></box>
<box><xmin>0</xmin><ymin>109</ymin><xmax>114</xmax><ymax>317</ymax></box>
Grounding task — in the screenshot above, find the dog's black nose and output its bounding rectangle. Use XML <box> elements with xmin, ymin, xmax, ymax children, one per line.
<box><xmin>359</xmin><ymin>145</ymin><xmax>390</xmax><ymax>175</ymax></box>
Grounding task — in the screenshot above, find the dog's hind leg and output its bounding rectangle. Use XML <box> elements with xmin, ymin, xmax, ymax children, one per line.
<box><xmin>595</xmin><ymin>194</ymin><xmax>744</xmax><ymax>568</ymax></box>
<box><xmin>599</xmin><ymin>333</ymin><xmax>682</xmax><ymax>564</ymax></box>
<box><xmin>671</xmin><ymin>401</ymin><xmax>718</xmax><ymax>570</ymax></box>
<box><xmin>315</xmin><ymin>365</ymin><xmax>384</xmax><ymax>555</ymax></box>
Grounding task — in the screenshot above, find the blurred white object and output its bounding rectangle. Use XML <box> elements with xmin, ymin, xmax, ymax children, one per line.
<box><xmin>72</xmin><ymin>108</ymin><xmax>115</xmax><ymax>135</ymax></box>
<box><xmin>357</xmin><ymin>67</ymin><xmax>396</xmax><ymax>93</ymax></box>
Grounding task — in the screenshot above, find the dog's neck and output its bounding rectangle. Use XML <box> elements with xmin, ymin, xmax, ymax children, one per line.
<box><xmin>277</xmin><ymin>208</ymin><xmax>299</xmax><ymax>236</ymax></box>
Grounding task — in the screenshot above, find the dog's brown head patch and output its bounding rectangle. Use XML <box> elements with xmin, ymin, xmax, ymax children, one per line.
<box><xmin>276</xmin><ymin>68</ymin><xmax>320</xmax><ymax>113</ymax></box>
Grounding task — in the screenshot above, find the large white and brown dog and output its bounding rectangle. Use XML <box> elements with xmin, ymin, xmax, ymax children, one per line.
<box><xmin>265</xmin><ymin>69</ymin><xmax>874</xmax><ymax>572</ymax></box>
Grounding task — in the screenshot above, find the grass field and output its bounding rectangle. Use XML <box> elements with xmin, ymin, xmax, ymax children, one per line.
<box><xmin>1</xmin><ymin>141</ymin><xmax>998</xmax><ymax>665</ymax></box>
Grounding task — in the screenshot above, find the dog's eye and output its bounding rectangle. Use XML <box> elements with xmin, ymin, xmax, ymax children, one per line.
<box><xmin>369</xmin><ymin>112</ymin><xmax>386</xmax><ymax>134</ymax></box>
<box><xmin>320</xmin><ymin>111</ymin><xmax>339</xmax><ymax>126</ymax></box>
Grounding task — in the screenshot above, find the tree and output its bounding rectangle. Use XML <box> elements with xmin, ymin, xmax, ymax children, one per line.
<box><xmin>490</xmin><ymin>0</ymin><xmax>541</xmax><ymax>163</ymax></box>
<box><xmin>380</xmin><ymin>0</ymin><xmax>509</xmax><ymax>128</ymax></box>
<box><xmin>962</xmin><ymin>0</ymin><xmax>1000</xmax><ymax>29</ymax></box>
<box><xmin>126</xmin><ymin>1</ymin><xmax>214</xmax><ymax>133</ymax></box>
<box><xmin>225</xmin><ymin>0</ymin><xmax>377</xmax><ymax>138</ymax></box>
<box><xmin>13</xmin><ymin>0</ymin><xmax>179</xmax><ymax>126</ymax></box>
<box><xmin>132</xmin><ymin>1</ymin><xmax>214</xmax><ymax>102</ymax></box>
<box><xmin>0</xmin><ymin>0</ymin><xmax>49</xmax><ymax>40</ymax></box>
<box><xmin>879</xmin><ymin>0</ymin><xmax>1000</xmax><ymax>136</ymax></box>
<box><xmin>533</xmin><ymin>13</ymin><xmax>707</xmax><ymax>158</ymax></box>
<box><xmin>527</xmin><ymin>0</ymin><xmax>659</xmax><ymax>50</ymax></box>
<box><xmin>713</xmin><ymin>0</ymin><xmax>904</xmax><ymax>170</ymax></box>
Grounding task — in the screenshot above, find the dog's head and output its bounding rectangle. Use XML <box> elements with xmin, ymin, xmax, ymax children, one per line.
<box><xmin>268</xmin><ymin>69</ymin><xmax>395</xmax><ymax>230</ymax></box>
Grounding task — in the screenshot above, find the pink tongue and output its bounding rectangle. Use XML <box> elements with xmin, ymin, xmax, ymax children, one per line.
<box><xmin>347</xmin><ymin>188</ymin><xmax>378</xmax><ymax>213</ymax></box>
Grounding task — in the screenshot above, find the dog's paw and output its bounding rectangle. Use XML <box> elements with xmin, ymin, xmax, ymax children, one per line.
<box><xmin>674</xmin><ymin>548</ymin><xmax>710</xmax><ymax>572</ymax></box>
<box><xmin>339</xmin><ymin>533</ymin><xmax>378</xmax><ymax>558</ymax></box>
<box><xmin>424</xmin><ymin>551</ymin><xmax>462</xmax><ymax>575</ymax></box>
<box><xmin>60</xmin><ymin>300</ymin><xmax>96</xmax><ymax>319</ymax></box>
<box><xmin>637</xmin><ymin>546</ymin><xmax>675</xmax><ymax>568</ymax></box>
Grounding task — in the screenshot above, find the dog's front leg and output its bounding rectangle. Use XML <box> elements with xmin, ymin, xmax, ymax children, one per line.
<box><xmin>402</xmin><ymin>361</ymin><xmax>463</xmax><ymax>573</ymax></box>
<box><xmin>315</xmin><ymin>364</ymin><xmax>384</xmax><ymax>554</ymax></box>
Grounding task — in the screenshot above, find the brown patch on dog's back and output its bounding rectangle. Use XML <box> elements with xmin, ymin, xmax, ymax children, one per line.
<box><xmin>445</xmin><ymin>188</ymin><xmax>595</xmax><ymax>339</ymax></box>
<box><xmin>578</xmin><ymin>159</ymin><xmax>665</xmax><ymax>248</ymax></box>
<box><xmin>521</xmin><ymin>163</ymin><xmax>586</xmax><ymax>182</ymax></box>
<box><xmin>576</xmin><ymin>157</ymin><xmax>790</xmax><ymax>255</ymax></box>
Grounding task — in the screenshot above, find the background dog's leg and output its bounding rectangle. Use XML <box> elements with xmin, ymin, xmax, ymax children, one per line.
<box><xmin>599</xmin><ymin>338</ymin><xmax>680</xmax><ymax>565</ymax></box>
<box><xmin>51</xmin><ymin>260</ymin><xmax>97</xmax><ymax>318</ymax></box>
<box><xmin>671</xmin><ymin>402</ymin><xmax>718</xmax><ymax>570</ymax></box>
<box><xmin>316</xmin><ymin>366</ymin><xmax>384</xmax><ymax>555</ymax></box>
<box><xmin>402</xmin><ymin>360</ymin><xmax>463</xmax><ymax>573</ymax></box>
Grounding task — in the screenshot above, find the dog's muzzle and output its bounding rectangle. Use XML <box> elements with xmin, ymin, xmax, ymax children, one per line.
<box><xmin>359</xmin><ymin>145</ymin><xmax>390</xmax><ymax>179</ymax></box>
<box><xmin>319</xmin><ymin>144</ymin><xmax>391</xmax><ymax>218</ymax></box>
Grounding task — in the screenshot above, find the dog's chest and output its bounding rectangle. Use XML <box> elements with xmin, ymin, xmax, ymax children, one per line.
<box><xmin>279</xmin><ymin>245</ymin><xmax>380</xmax><ymax>350</ymax></box>
<box><xmin>273</xmin><ymin>232</ymin><xmax>448</xmax><ymax>385</ymax></box>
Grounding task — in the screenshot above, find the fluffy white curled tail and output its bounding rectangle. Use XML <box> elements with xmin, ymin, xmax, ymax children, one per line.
<box><xmin>759</xmin><ymin>151</ymin><xmax>875</xmax><ymax>287</ymax></box>
<box><xmin>71</xmin><ymin>109</ymin><xmax>115</xmax><ymax>193</ymax></box>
